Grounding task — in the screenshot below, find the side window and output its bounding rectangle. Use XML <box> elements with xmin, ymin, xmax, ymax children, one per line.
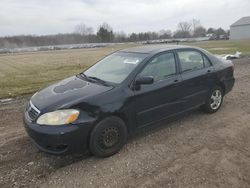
<box><xmin>203</xmin><ymin>55</ymin><xmax>211</xmax><ymax>67</ymax></box>
<box><xmin>177</xmin><ymin>50</ymin><xmax>204</xmax><ymax>72</ymax></box>
<box><xmin>140</xmin><ymin>52</ymin><xmax>176</xmax><ymax>81</ymax></box>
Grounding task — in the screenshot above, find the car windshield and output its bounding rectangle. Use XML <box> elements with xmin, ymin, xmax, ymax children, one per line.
<box><xmin>84</xmin><ymin>52</ymin><xmax>147</xmax><ymax>84</ymax></box>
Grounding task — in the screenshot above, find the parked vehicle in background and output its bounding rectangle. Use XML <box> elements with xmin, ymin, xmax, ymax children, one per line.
<box><xmin>219</xmin><ymin>34</ymin><xmax>229</xmax><ymax>40</ymax></box>
<box><xmin>23</xmin><ymin>45</ymin><xmax>235</xmax><ymax>157</ymax></box>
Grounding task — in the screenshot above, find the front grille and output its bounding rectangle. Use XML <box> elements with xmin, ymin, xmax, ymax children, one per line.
<box><xmin>27</xmin><ymin>101</ymin><xmax>40</xmax><ymax>121</ymax></box>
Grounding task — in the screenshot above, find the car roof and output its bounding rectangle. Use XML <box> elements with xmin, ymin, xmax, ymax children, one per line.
<box><xmin>119</xmin><ymin>45</ymin><xmax>201</xmax><ymax>54</ymax></box>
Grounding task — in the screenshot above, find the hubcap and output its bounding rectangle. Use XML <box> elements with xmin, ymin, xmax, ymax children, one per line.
<box><xmin>210</xmin><ymin>90</ymin><xmax>222</xmax><ymax>110</ymax></box>
<box><xmin>98</xmin><ymin>127</ymin><xmax>120</xmax><ymax>149</ymax></box>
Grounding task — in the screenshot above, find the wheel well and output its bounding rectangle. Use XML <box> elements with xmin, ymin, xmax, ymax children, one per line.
<box><xmin>106</xmin><ymin>112</ymin><xmax>131</xmax><ymax>134</ymax></box>
<box><xmin>96</xmin><ymin>113</ymin><xmax>129</xmax><ymax>131</ymax></box>
<box><xmin>87</xmin><ymin>113</ymin><xmax>129</xmax><ymax>147</ymax></box>
<box><xmin>217</xmin><ymin>82</ymin><xmax>226</xmax><ymax>95</ymax></box>
<box><xmin>111</xmin><ymin>113</ymin><xmax>128</xmax><ymax>126</ymax></box>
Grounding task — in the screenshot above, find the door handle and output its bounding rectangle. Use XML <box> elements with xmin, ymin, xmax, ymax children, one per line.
<box><xmin>206</xmin><ymin>70</ymin><xmax>212</xmax><ymax>77</ymax></box>
<box><xmin>173</xmin><ymin>79</ymin><xmax>179</xmax><ymax>86</ymax></box>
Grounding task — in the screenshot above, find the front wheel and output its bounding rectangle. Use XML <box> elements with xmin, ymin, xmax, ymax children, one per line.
<box><xmin>202</xmin><ymin>86</ymin><xmax>224</xmax><ymax>113</ymax></box>
<box><xmin>89</xmin><ymin>116</ymin><xmax>127</xmax><ymax>157</ymax></box>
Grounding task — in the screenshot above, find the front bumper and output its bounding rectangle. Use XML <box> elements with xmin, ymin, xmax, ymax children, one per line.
<box><xmin>23</xmin><ymin>111</ymin><xmax>95</xmax><ymax>155</ymax></box>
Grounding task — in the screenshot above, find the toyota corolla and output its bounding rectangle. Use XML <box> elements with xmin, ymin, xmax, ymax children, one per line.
<box><xmin>23</xmin><ymin>45</ymin><xmax>235</xmax><ymax>157</ymax></box>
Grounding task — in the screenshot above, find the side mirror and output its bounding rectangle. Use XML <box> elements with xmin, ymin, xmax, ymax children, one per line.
<box><xmin>135</xmin><ymin>76</ymin><xmax>154</xmax><ymax>85</ymax></box>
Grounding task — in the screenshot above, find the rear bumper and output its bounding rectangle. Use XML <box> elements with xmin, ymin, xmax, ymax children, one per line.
<box><xmin>23</xmin><ymin>112</ymin><xmax>95</xmax><ymax>155</ymax></box>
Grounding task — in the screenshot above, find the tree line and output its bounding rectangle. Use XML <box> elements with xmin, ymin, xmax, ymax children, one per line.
<box><xmin>0</xmin><ymin>19</ymin><xmax>229</xmax><ymax>49</ymax></box>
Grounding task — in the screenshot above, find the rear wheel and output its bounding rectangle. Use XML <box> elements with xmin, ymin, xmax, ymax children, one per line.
<box><xmin>202</xmin><ymin>86</ymin><xmax>223</xmax><ymax>113</ymax></box>
<box><xmin>89</xmin><ymin>116</ymin><xmax>127</xmax><ymax>157</ymax></box>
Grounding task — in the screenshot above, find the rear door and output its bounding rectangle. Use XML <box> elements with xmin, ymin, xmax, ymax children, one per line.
<box><xmin>133</xmin><ymin>51</ymin><xmax>184</xmax><ymax>127</ymax></box>
<box><xmin>176</xmin><ymin>49</ymin><xmax>215</xmax><ymax>109</ymax></box>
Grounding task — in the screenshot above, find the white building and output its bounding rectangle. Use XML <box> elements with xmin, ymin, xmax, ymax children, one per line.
<box><xmin>230</xmin><ymin>16</ymin><xmax>250</xmax><ymax>40</ymax></box>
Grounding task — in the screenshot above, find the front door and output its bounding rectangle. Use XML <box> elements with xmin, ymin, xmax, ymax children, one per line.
<box><xmin>133</xmin><ymin>52</ymin><xmax>184</xmax><ymax>127</ymax></box>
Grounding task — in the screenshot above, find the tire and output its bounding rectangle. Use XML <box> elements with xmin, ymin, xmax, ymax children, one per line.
<box><xmin>89</xmin><ymin>116</ymin><xmax>127</xmax><ymax>157</ymax></box>
<box><xmin>202</xmin><ymin>86</ymin><xmax>224</xmax><ymax>114</ymax></box>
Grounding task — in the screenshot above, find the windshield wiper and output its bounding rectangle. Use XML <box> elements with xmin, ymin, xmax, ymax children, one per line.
<box><xmin>78</xmin><ymin>73</ymin><xmax>109</xmax><ymax>86</ymax></box>
<box><xmin>78</xmin><ymin>73</ymin><xmax>90</xmax><ymax>80</ymax></box>
<box><xmin>87</xmin><ymin>76</ymin><xmax>108</xmax><ymax>85</ymax></box>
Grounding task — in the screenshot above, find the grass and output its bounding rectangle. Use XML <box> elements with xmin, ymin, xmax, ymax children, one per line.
<box><xmin>182</xmin><ymin>39</ymin><xmax>250</xmax><ymax>56</ymax></box>
<box><xmin>0</xmin><ymin>40</ymin><xmax>249</xmax><ymax>99</ymax></box>
<box><xmin>0</xmin><ymin>44</ymin><xmax>136</xmax><ymax>99</ymax></box>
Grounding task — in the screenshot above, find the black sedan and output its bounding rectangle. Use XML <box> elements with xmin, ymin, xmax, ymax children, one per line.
<box><xmin>23</xmin><ymin>45</ymin><xmax>235</xmax><ymax>157</ymax></box>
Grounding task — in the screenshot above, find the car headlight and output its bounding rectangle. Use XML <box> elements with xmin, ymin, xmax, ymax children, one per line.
<box><xmin>37</xmin><ymin>109</ymin><xmax>79</xmax><ymax>125</ymax></box>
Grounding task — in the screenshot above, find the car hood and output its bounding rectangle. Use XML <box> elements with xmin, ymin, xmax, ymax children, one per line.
<box><xmin>31</xmin><ymin>75</ymin><xmax>113</xmax><ymax>112</ymax></box>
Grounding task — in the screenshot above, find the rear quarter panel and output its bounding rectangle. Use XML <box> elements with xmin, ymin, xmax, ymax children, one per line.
<box><xmin>213</xmin><ymin>57</ymin><xmax>235</xmax><ymax>94</ymax></box>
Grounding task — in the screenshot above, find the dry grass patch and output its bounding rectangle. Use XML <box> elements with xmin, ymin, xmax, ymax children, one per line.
<box><xmin>0</xmin><ymin>44</ymin><xmax>137</xmax><ymax>98</ymax></box>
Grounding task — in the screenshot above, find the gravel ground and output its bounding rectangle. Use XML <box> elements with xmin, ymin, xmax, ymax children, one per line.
<box><xmin>0</xmin><ymin>59</ymin><xmax>250</xmax><ymax>188</ymax></box>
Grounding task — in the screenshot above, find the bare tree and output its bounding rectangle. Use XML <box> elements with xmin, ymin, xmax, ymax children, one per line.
<box><xmin>175</xmin><ymin>21</ymin><xmax>192</xmax><ymax>38</ymax></box>
<box><xmin>191</xmin><ymin>19</ymin><xmax>201</xmax><ymax>32</ymax></box>
<box><xmin>178</xmin><ymin>22</ymin><xmax>192</xmax><ymax>33</ymax></box>
<box><xmin>74</xmin><ymin>23</ymin><xmax>94</xmax><ymax>35</ymax></box>
<box><xmin>158</xmin><ymin>29</ymin><xmax>172</xmax><ymax>39</ymax></box>
<box><xmin>191</xmin><ymin>19</ymin><xmax>207</xmax><ymax>37</ymax></box>
<box><xmin>114</xmin><ymin>31</ymin><xmax>127</xmax><ymax>42</ymax></box>
<box><xmin>193</xmin><ymin>26</ymin><xmax>207</xmax><ymax>37</ymax></box>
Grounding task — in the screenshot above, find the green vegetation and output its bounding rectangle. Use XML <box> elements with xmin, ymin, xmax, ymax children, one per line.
<box><xmin>0</xmin><ymin>40</ymin><xmax>249</xmax><ymax>99</ymax></box>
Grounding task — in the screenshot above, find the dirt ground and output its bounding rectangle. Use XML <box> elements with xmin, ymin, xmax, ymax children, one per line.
<box><xmin>0</xmin><ymin>58</ymin><xmax>250</xmax><ymax>188</ymax></box>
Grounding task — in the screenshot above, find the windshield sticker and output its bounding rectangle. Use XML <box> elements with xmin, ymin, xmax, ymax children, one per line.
<box><xmin>124</xmin><ymin>59</ymin><xmax>140</xmax><ymax>64</ymax></box>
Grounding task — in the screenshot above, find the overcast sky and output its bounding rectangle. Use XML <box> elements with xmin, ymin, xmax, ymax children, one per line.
<box><xmin>0</xmin><ymin>0</ymin><xmax>250</xmax><ymax>36</ymax></box>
